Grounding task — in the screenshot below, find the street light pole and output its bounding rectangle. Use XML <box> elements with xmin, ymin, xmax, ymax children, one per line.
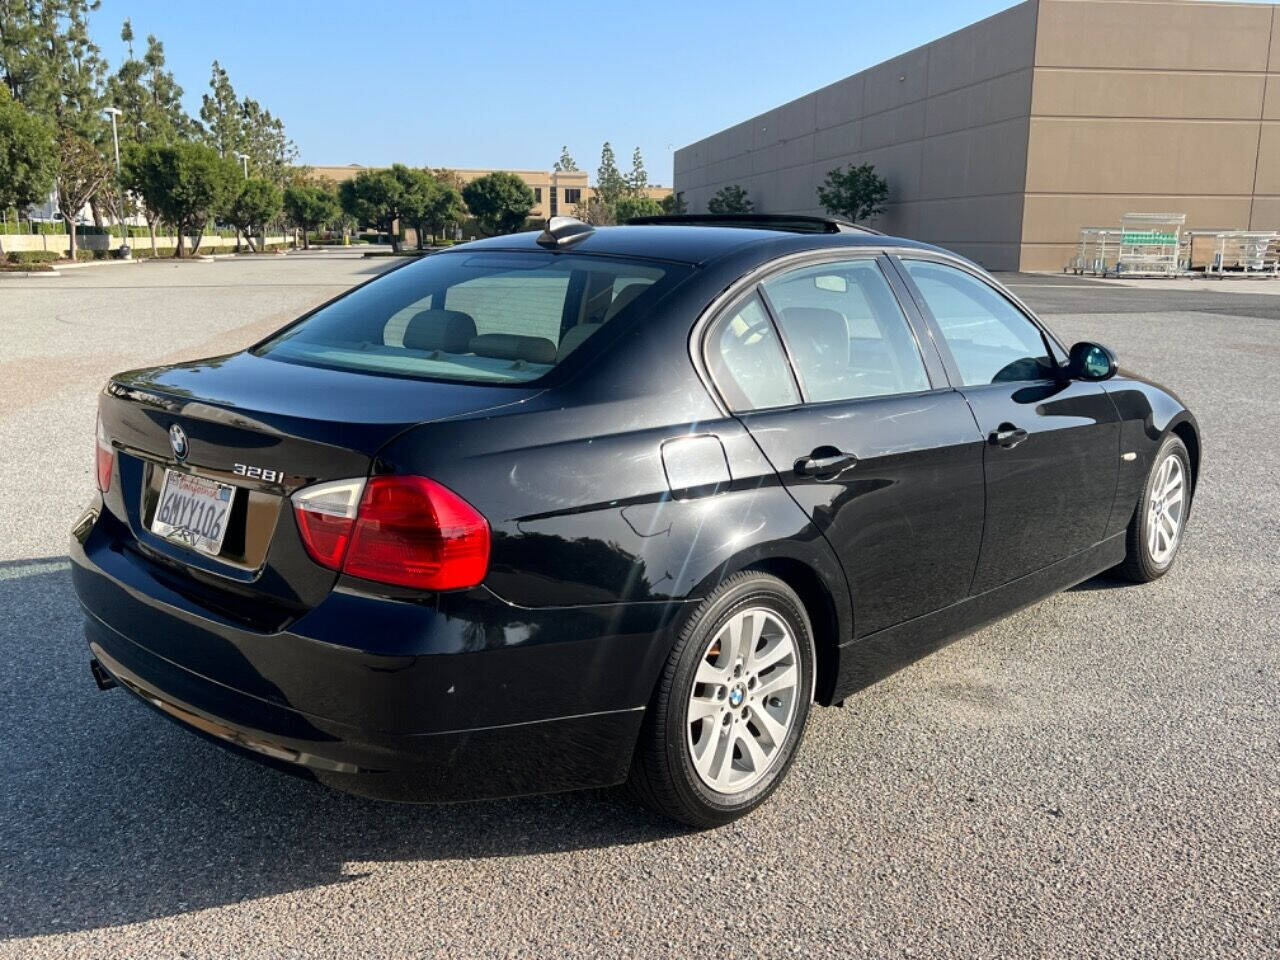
<box><xmin>103</xmin><ymin>107</ymin><xmax>128</xmax><ymax>258</ymax></box>
<box><xmin>234</xmin><ymin>154</ymin><xmax>250</xmax><ymax>251</ymax></box>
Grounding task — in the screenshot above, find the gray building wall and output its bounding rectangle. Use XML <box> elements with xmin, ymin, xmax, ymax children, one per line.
<box><xmin>673</xmin><ymin>1</ymin><xmax>1039</xmax><ymax>270</ymax></box>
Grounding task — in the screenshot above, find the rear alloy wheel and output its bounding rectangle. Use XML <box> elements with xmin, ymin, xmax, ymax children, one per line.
<box><xmin>629</xmin><ymin>571</ymin><xmax>815</xmax><ymax>828</ymax></box>
<box><xmin>1117</xmin><ymin>434</ymin><xmax>1192</xmax><ymax>583</ymax></box>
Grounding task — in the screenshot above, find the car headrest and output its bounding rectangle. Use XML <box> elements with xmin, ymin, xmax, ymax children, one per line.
<box><xmin>780</xmin><ymin>307</ymin><xmax>849</xmax><ymax>370</ymax></box>
<box><xmin>555</xmin><ymin>322</ymin><xmax>600</xmax><ymax>361</ymax></box>
<box><xmin>603</xmin><ymin>282</ymin><xmax>650</xmax><ymax>321</ymax></box>
<box><xmin>469</xmin><ymin>333</ymin><xmax>557</xmax><ymax>365</ymax></box>
<box><xmin>403</xmin><ymin>309</ymin><xmax>477</xmax><ymax>353</ymax></box>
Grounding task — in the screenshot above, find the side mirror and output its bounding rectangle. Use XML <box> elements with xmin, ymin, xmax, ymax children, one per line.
<box><xmin>1066</xmin><ymin>341</ymin><xmax>1117</xmax><ymax>381</ymax></box>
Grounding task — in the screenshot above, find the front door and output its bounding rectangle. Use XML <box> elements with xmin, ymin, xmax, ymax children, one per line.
<box><xmin>893</xmin><ymin>257</ymin><xmax>1121</xmax><ymax>593</ymax></box>
<box><xmin>704</xmin><ymin>256</ymin><xmax>986</xmax><ymax>638</ymax></box>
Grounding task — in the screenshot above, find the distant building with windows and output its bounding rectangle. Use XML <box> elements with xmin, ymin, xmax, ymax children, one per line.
<box><xmin>309</xmin><ymin>165</ymin><xmax>671</xmax><ymax>222</ymax></box>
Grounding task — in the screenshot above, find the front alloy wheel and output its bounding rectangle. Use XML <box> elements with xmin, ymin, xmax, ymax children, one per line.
<box><xmin>1117</xmin><ymin>434</ymin><xmax>1192</xmax><ymax>583</ymax></box>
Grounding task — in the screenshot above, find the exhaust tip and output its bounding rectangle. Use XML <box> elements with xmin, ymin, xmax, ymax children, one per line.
<box><xmin>89</xmin><ymin>658</ymin><xmax>117</xmax><ymax>691</ymax></box>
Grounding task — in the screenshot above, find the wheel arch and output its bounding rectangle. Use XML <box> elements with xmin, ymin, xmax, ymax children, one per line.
<box><xmin>1169</xmin><ymin>417</ymin><xmax>1200</xmax><ymax>494</ymax></box>
<box><xmin>680</xmin><ymin>549</ymin><xmax>849</xmax><ymax>708</ymax></box>
<box><xmin>744</xmin><ymin>556</ymin><xmax>844</xmax><ymax>707</ymax></box>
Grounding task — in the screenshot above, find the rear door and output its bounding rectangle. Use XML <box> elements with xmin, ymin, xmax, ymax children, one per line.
<box><xmin>705</xmin><ymin>254</ymin><xmax>986</xmax><ymax>639</ymax></box>
<box><xmin>891</xmin><ymin>256</ymin><xmax>1120</xmax><ymax>593</ymax></box>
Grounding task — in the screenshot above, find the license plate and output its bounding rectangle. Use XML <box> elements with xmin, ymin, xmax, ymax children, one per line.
<box><xmin>151</xmin><ymin>469</ymin><xmax>236</xmax><ymax>557</ymax></box>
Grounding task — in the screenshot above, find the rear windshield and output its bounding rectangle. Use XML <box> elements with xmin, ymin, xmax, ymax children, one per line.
<box><xmin>254</xmin><ymin>251</ymin><xmax>688</xmax><ymax>384</ymax></box>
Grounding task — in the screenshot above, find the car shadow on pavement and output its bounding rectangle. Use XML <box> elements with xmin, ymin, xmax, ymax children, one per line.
<box><xmin>1068</xmin><ymin>573</ymin><xmax>1133</xmax><ymax>592</ymax></box>
<box><xmin>0</xmin><ymin>559</ymin><xmax>684</xmax><ymax>941</ymax></box>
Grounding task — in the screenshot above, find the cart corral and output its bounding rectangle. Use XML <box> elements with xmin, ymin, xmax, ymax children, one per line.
<box><xmin>1066</xmin><ymin>214</ymin><xmax>1279</xmax><ymax>279</ymax></box>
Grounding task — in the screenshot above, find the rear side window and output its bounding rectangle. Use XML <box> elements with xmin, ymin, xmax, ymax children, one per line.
<box><xmin>900</xmin><ymin>260</ymin><xmax>1054</xmax><ymax>386</ymax></box>
<box><xmin>706</xmin><ymin>295</ymin><xmax>800</xmax><ymax>411</ymax></box>
<box><xmin>762</xmin><ymin>259</ymin><xmax>930</xmax><ymax>402</ymax></box>
<box><xmin>255</xmin><ymin>252</ymin><xmax>685</xmax><ymax>384</ymax></box>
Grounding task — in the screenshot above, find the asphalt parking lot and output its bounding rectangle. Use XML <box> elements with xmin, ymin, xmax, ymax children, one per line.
<box><xmin>0</xmin><ymin>254</ymin><xmax>1275</xmax><ymax>959</ymax></box>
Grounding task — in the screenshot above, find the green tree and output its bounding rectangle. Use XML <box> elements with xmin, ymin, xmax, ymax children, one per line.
<box><xmin>225</xmin><ymin>177</ymin><xmax>281</xmax><ymax>252</ymax></box>
<box><xmin>626</xmin><ymin>146</ymin><xmax>648</xmax><ymax>193</ymax></box>
<box><xmin>238</xmin><ymin>96</ymin><xmax>296</xmax><ymax>185</ymax></box>
<box><xmin>0</xmin><ymin>89</ymin><xmax>56</xmax><ymax>253</ymax></box>
<box><xmin>816</xmin><ymin>163</ymin><xmax>889</xmax><ymax>224</ymax></box>
<box><xmin>199</xmin><ymin>60</ymin><xmax>295</xmax><ymax>186</ymax></box>
<box><xmin>397</xmin><ymin>167</ymin><xmax>464</xmax><ymax>249</ymax></box>
<box><xmin>0</xmin><ymin>0</ymin><xmax>43</xmax><ymax>103</ymax></box>
<box><xmin>594</xmin><ymin>141</ymin><xmax>626</xmax><ymax>206</ymax></box>
<box><xmin>395</xmin><ymin>165</ymin><xmax>436</xmax><ymax>250</ymax></box>
<box><xmin>707</xmin><ymin>184</ymin><xmax>753</xmax><ymax>214</ymax></box>
<box><xmin>461</xmin><ymin>171</ymin><xmax>534</xmax><ymax>236</ymax></box>
<box><xmin>199</xmin><ymin>60</ymin><xmax>239</xmax><ymax>156</ymax></box>
<box><xmin>424</xmin><ymin>178</ymin><xmax>464</xmax><ymax>244</ymax></box>
<box><xmin>553</xmin><ymin>145</ymin><xmax>578</xmax><ymax>172</ymax></box>
<box><xmin>121</xmin><ymin>140</ymin><xmax>169</xmax><ymax>254</ymax></box>
<box><xmin>572</xmin><ymin>195</ymin><xmax>614</xmax><ymax>226</ymax></box>
<box><xmin>133</xmin><ymin>139</ymin><xmax>238</xmax><ymax>257</ymax></box>
<box><xmin>283</xmin><ymin>183</ymin><xmax>339</xmax><ymax>249</ymax></box>
<box><xmin>660</xmin><ymin>192</ymin><xmax>688</xmax><ymax>214</ymax></box>
<box><xmin>339</xmin><ymin>167</ymin><xmax>407</xmax><ymax>251</ymax></box>
<box><xmin>614</xmin><ymin>193</ymin><xmax>661</xmax><ymax>222</ymax></box>
<box><xmin>54</xmin><ymin>128</ymin><xmax>110</xmax><ymax>257</ymax></box>
<box><xmin>4</xmin><ymin>0</ymin><xmax>106</xmax><ymax>139</ymax></box>
<box><xmin>105</xmin><ymin>23</ymin><xmax>193</xmax><ymax>146</ymax></box>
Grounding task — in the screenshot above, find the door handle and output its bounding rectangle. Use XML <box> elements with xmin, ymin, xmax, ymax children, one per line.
<box><xmin>794</xmin><ymin>448</ymin><xmax>858</xmax><ymax>479</ymax></box>
<box><xmin>989</xmin><ymin>423</ymin><xmax>1029</xmax><ymax>448</ymax></box>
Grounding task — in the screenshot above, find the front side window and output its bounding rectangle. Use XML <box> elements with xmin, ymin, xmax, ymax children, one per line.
<box><xmin>255</xmin><ymin>252</ymin><xmax>683</xmax><ymax>384</ymax></box>
<box><xmin>706</xmin><ymin>295</ymin><xmax>800</xmax><ymax>411</ymax></box>
<box><xmin>900</xmin><ymin>260</ymin><xmax>1054</xmax><ymax>386</ymax></box>
<box><xmin>762</xmin><ymin>259</ymin><xmax>930</xmax><ymax>403</ymax></box>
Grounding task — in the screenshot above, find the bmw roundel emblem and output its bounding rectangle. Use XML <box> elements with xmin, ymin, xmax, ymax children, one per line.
<box><xmin>168</xmin><ymin>424</ymin><xmax>188</xmax><ymax>461</ymax></box>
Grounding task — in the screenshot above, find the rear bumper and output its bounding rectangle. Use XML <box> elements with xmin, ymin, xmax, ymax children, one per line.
<box><xmin>71</xmin><ymin>506</ymin><xmax>682</xmax><ymax>802</ymax></box>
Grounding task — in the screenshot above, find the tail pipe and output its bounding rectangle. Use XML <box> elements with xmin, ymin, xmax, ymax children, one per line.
<box><xmin>89</xmin><ymin>658</ymin><xmax>117</xmax><ymax>691</ymax></box>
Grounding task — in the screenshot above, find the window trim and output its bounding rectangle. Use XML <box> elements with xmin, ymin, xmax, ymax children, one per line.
<box><xmin>887</xmin><ymin>253</ymin><xmax>1068</xmax><ymax>389</ymax></box>
<box><xmin>694</xmin><ymin>248</ymin><xmax>951</xmax><ymax>414</ymax></box>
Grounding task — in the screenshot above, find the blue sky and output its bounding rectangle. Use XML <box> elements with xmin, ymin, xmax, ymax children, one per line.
<box><xmin>84</xmin><ymin>0</ymin><xmax>1209</xmax><ymax>182</ymax></box>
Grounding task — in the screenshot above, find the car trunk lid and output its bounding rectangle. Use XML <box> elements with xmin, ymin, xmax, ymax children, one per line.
<box><xmin>98</xmin><ymin>351</ymin><xmax>539</xmax><ymax>629</ymax></box>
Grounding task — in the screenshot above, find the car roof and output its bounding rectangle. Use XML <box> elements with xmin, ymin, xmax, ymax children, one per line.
<box><xmin>453</xmin><ymin>224</ymin><xmax>952</xmax><ymax>267</ymax></box>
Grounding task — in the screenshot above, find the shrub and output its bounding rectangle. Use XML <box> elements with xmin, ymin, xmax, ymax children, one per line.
<box><xmin>6</xmin><ymin>250</ymin><xmax>60</xmax><ymax>264</ymax></box>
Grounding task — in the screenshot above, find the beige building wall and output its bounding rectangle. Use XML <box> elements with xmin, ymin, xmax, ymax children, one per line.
<box><xmin>675</xmin><ymin>0</ymin><xmax>1280</xmax><ymax>272</ymax></box>
<box><xmin>1020</xmin><ymin>0</ymin><xmax>1280</xmax><ymax>271</ymax></box>
<box><xmin>674</xmin><ymin>1</ymin><xmax>1039</xmax><ymax>270</ymax></box>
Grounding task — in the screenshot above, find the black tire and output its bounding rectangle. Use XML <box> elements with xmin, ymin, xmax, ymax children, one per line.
<box><xmin>1116</xmin><ymin>434</ymin><xmax>1192</xmax><ymax>583</ymax></box>
<box><xmin>628</xmin><ymin>570</ymin><xmax>816</xmax><ymax>828</ymax></box>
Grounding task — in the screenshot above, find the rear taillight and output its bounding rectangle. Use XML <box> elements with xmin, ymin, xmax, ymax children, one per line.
<box><xmin>293</xmin><ymin>479</ymin><xmax>365</xmax><ymax>569</ymax></box>
<box><xmin>292</xmin><ymin>475</ymin><xmax>490</xmax><ymax>591</ymax></box>
<box><xmin>95</xmin><ymin>415</ymin><xmax>113</xmax><ymax>492</ymax></box>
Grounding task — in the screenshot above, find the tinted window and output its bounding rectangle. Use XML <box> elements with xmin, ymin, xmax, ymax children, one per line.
<box><xmin>255</xmin><ymin>252</ymin><xmax>683</xmax><ymax>384</ymax></box>
<box><xmin>901</xmin><ymin>260</ymin><xmax>1053</xmax><ymax>386</ymax></box>
<box><xmin>762</xmin><ymin>259</ymin><xmax>929</xmax><ymax>402</ymax></box>
<box><xmin>707</xmin><ymin>295</ymin><xmax>800</xmax><ymax>411</ymax></box>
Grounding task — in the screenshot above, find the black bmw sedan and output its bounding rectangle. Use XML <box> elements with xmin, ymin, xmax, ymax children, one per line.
<box><xmin>72</xmin><ymin>214</ymin><xmax>1199</xmax><ymax>827</ymax></box>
